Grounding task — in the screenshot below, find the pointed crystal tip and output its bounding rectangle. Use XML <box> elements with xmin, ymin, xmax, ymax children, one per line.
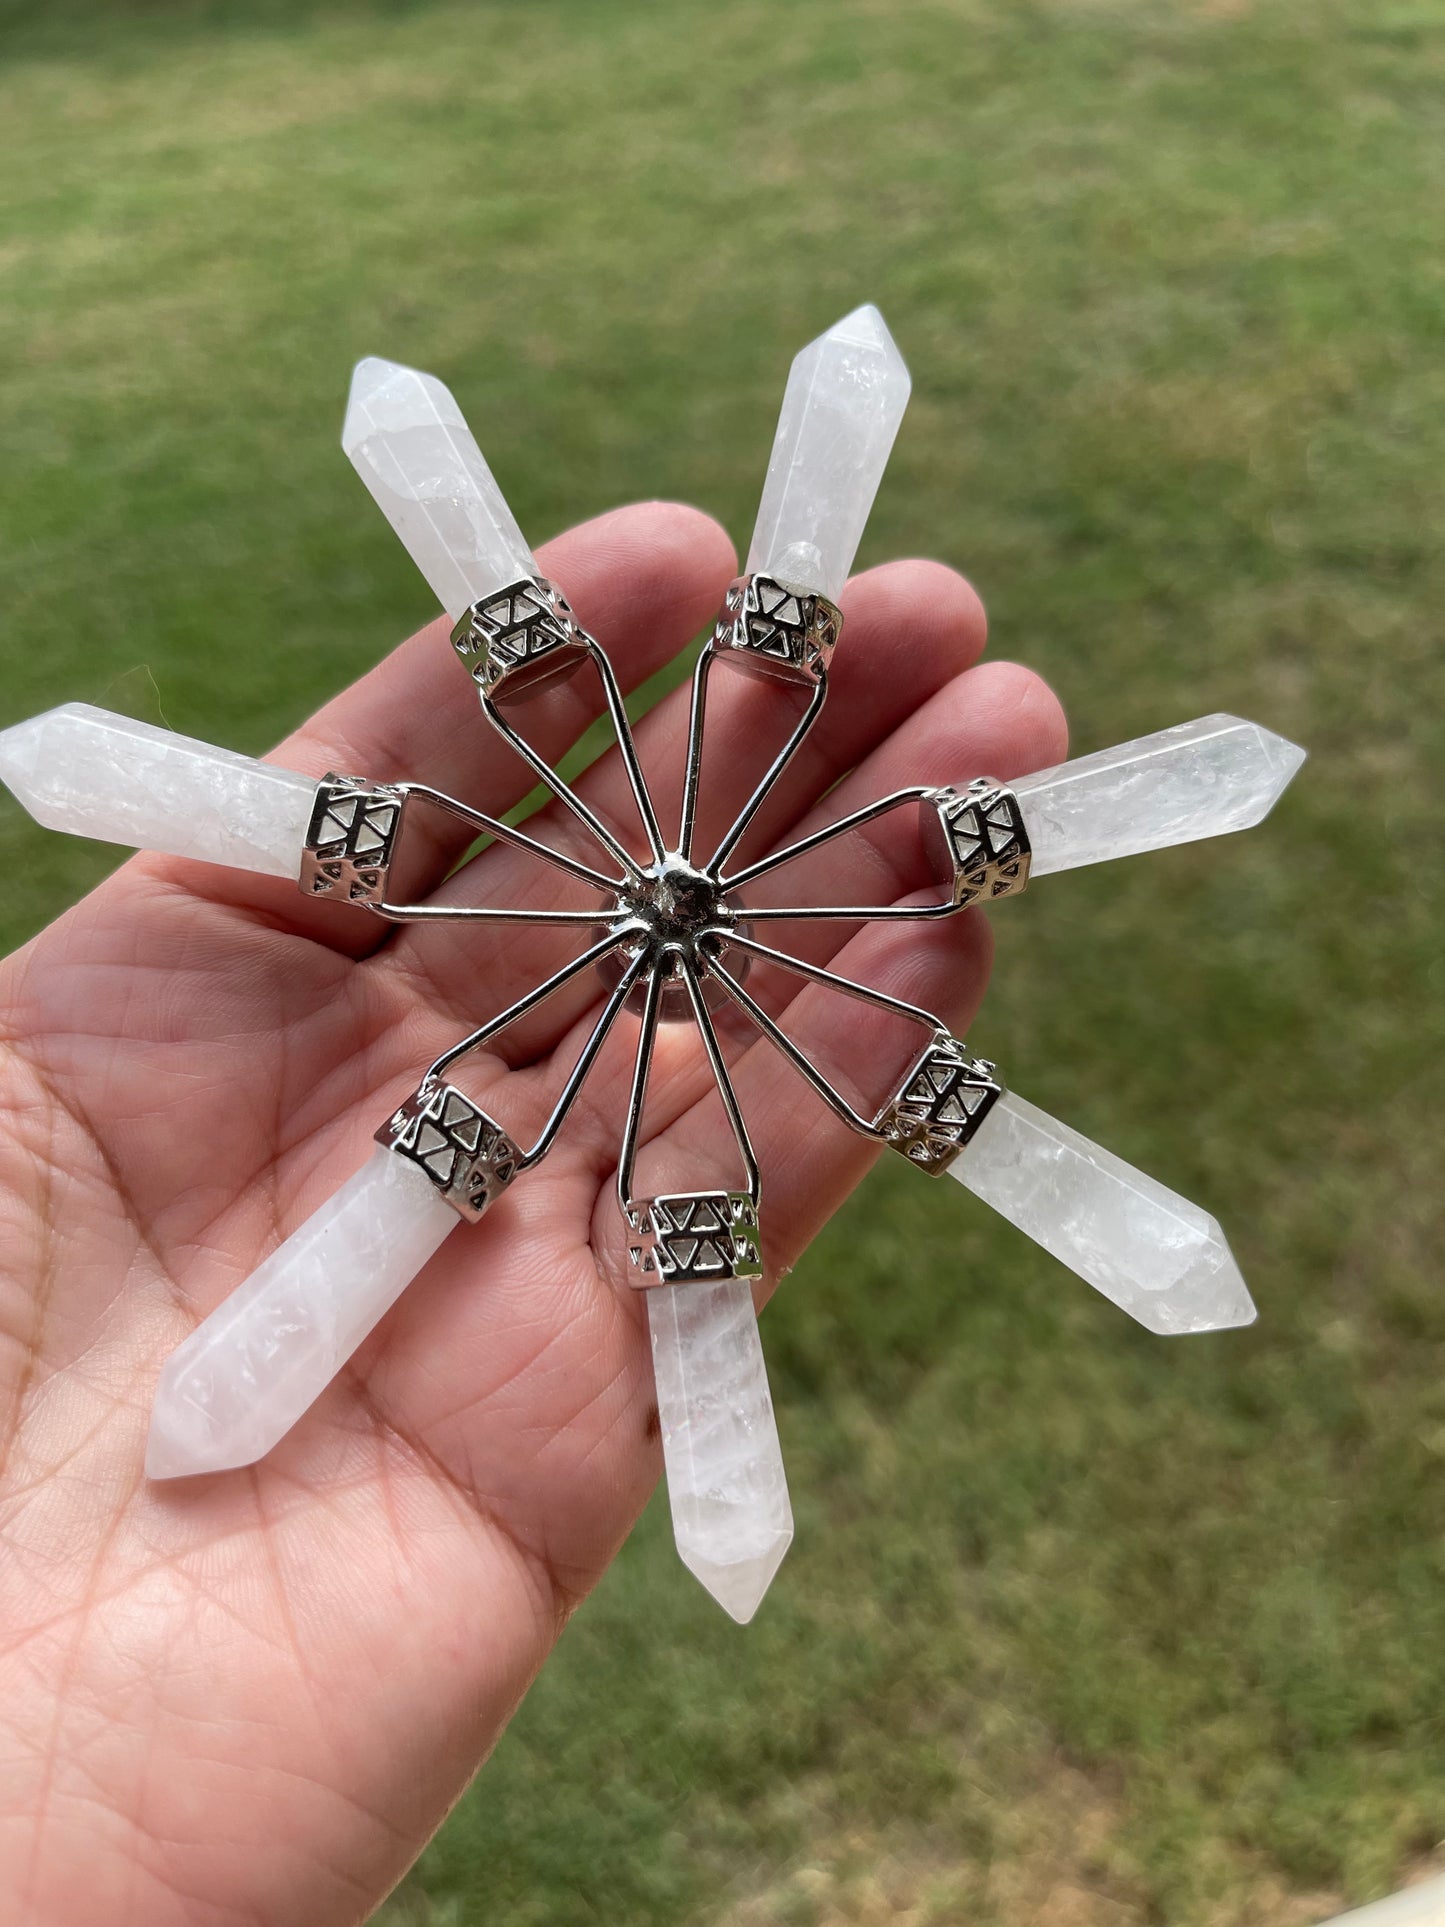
<box><xmin>0</xmin><ymin>703</ymin><xmax>315</xmax><ymax>875</ymax></box>
<box><xmin>953</xmin><ymin>1093</ymin><xmax>1262</xmax><ymax>1337</ymax></box>
<box><xmin>144</xmin><ymin>1398</ymin><xmax>252</xmax><ymax>1482</ymax></box>
<box><xmin>145</xmin><ymin>1335</ymin><xmax>298</xmax><ymax>1480</ymax></box>
<box><xmin>340</xmin><ymin>354</ymin><xmax>534</xmax><ymax>619</ymax></box>
<box><xmin>342</xmin><ymin>355</ymin><xmax>457</xmax><ymax>455</ymax></box>
<box><xmin>1016</xmin><ymin>713</ymin><xmax>1307</xmax><ymax>879</ymax></box>
<box><xmin>1131</xmin><ymin>1232</ymin><xmax>1258</xmax><ymax>1336</ymax></box>
<box><xmin>681</xmin><ymin>1526</ymin><xmax>794</xmax><ymax>1624</ymax></box>
<box><xmin>749</xmin><ymin>303</ymin><xmax>911</xmax><ymax>601</ymax></box>
<box><xmin>819</xmin><ymin>301</ymin><xmax>900</xmax><ymax>356</ymax></box>
<box><xmin>1242</xmin><ymin>718</ymin><xmax>1308</xmax><ymax>819</ymax></box>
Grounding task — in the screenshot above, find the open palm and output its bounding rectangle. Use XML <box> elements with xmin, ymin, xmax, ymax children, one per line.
<box><xmin>0</xmin><ymin>502</ymin><xmax>1063</xmax><ymax>1926</ymax></box>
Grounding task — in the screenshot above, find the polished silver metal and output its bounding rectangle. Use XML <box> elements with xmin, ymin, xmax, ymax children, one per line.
<box><xmin>454</xmin><ymin>573</ymin><xmax>667</xmax><ymax>884</ymax></box>
<box><xmin>618</xmin><ymin>955</ymin><xmax>764</xmax><ymax>1288</ymax></box>
<box><xmin>700</xmin><ymin>933</ymin><xmax>1007</xmax><ymax>1164</ymax></box>
<box><xmin>379</xmin><ymin>1080</ymin><xmax>523</xmax><ymax>1221</ymax></box>
<box><xmin>711</xmin><ymin>573</ymin><xmax>841</xmax><ymax>685</ymax></box>
<box><xmin>300</xmin><ymin>773</ymin><xmax>405</xmax><ymax>904</ymax></box>
<box><xmin>452</xmin><ymin>576</ymin><xmax>588</xmax><ymax>697</ymax></box>
<box><xmin>679</xmin><ymin>574</ymin><xmax>839</xmax><ymax>875</ymax></box>
<box><xmin>873</xmin><ymin>1033</ymin><xmax>1004</xmax><ymax>1173</ymax></box>
<box><xmin>923</xmin><ymin>778</ymin><xmax>1031</xmax><ymax>908</ymax></box>
<box><xmin>626</xmin><ymin>1191</ymin><xmax>763</xmax><ymax>1287</ymax></box>
<box><xmin>601</xmin><ymin>854</ymin><xmax>747</xmax><ymax>1020</ymax></box>
<box><xmin>719</xmin><ymin>778</ymin><xmax>1027</xmax><ymax>923</ymax></box>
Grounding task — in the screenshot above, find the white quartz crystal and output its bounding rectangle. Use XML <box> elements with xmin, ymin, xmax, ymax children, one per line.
<box><xmin>745</xmin><ymin>304</ymin><xmax>911</xmax><ymax>603</ymax></box>
<box><xmin>952</xmin><ymin>1092</ymin><xmax>1256</xmax><ymax>1335</ymax></box>
<box><xmin>343</xmin><ymin>357</ymin><xmax>537</xmax><ymax>620</ymax></box>
<box><xmin>0</xmin><ymin>703</ymin><xmax>318</xmax><ymax>877</ymax></box>
<box><xmin>648</xmin><ymin>1280</ymin><xmax>793</xmax><ymax>1623</ymax></box>
<box><xmin>1015</xmin><ymin>714</ymin><xmax>1305</xmax><ymax>878</ymax></box>
<box><xmin>147</xmin><ymin>1148</ymin><xmax>457</xmax><ymax>1478</ymax></box>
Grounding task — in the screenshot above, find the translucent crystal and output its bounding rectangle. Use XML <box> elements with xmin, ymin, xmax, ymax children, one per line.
<box><xmin>342</xmin><ymin>357</ymin><xmax>536</xmax><ymax>620</ymax></box>
<box><xmin>648</xmin><ymin>1281</ymin><xmax>793</xmax><ymax>1622</ymax></box>
<box><xmin>0</xmin><ymin>703</ymin><xmax>317</xmax><ymax>877</ymax></box>
<box><xmin>745</xmin><ymin>304</ymin><xmax>911</xmax><ymax>602</ymax></box>
<box><xmin>147</xmin><ymin>1148</ymin><xmax>457</xmax><ymax>1479</ymax></box>
<box><xmin>1015</xmin><ymin>714</ymin><xmax>1305</xmax><ymax>877</ymax></box>
<box><xmin>952</xmin><ymin>1092</ymin><xmax>1256</xmax><ymax>1335</ymax></box>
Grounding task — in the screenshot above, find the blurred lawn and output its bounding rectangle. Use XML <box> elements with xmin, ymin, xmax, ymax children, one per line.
<box><xmin>1</xmin><ymin>0</ymin><xmax>1442</xmax><ymax>1921</ymax></box>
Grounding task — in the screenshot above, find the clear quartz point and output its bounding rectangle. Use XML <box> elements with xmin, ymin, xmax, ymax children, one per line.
<box><xmin>951</xmin><ymin>1092</ymin><xmax>1257</xmax><ymax>1335</ymax></box>
<box><xmin>1014</xmin><ymin>714</ymin><xmax>1306</xmax><ymax>877</ymax></box>
<box><xmin>342</xmin><ymin>356</ymin><xmax>536</xmax><ymax>621</ymax></box>
<box><xmin>147</xmin><ymin>1148</ymin><xmax>457</xmax><ymax>1479</ymax></box>
<box><xmin>647</xmin><ymin>1280</ymin><xmax>793</xmax><ymax>1623</ymax></box>
<box><xmin>745</xmin><ymin>304</ymin><xmax>911</xmax><ymax>603</ymax></box>
<box><xmin>0</xmin><ymin>703</ymin><xmax>317</xmax><ymax>876</ymax></box>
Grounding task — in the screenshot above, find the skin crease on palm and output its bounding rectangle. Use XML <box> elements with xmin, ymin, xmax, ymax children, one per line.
<box><xmin>0</xmin><ymin>501</ymin><xmax>1066</xmax><ymax>1927</ymax></box>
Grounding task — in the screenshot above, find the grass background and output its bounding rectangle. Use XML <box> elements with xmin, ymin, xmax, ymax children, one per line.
<box><xmin>0</xmin><ymin>0</ymin><xmax>1441</xmax><ymax>1920</ymax></box>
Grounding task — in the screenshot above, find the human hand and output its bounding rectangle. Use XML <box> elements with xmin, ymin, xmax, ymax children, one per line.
<box><xmin>0</xmin><ymin>502</ymin><xmax>1064</xmax><ymax>1926</ymax></box>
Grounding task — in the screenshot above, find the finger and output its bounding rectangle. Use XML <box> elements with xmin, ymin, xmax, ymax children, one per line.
<box><xmin>372</xmin><ymin>560</ymin><xmax>992</xmax><ymax>1065</ymax></box>
<box><xmin>169</xmin><ymin>502</ymin><xmax>737</xmax><ymax>955</ymax></box>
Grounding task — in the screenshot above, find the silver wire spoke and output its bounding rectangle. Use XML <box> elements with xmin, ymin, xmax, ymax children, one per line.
<box><xmin>586</xmin><ymin>638</ymin><xmax>669</xmax><ymax>867</ymax></box>
<box><xmin>738</xmin><ymin>899</ymin><xmax>957</xmax><ymax>924</ymax></box>
<box><xmin>369</xmin><ymin>901</ymin><xmax>615</xmax><ymax>926</ymax></box>
<box><xmin>519</xmin><ymin>948</ymin><xmax>651</xmax><ymax>1170</ymax></box>
<box><xmin>704</xmin><ymin>956</ymin><xmax>883</xmax><ymax>1141</ymax></box>
<box><xmin>617</xmin><ymin>962</ymin><xmax>665</xmax><ymax>1209</ymax></box>
<box><xmin>704</xmin><ymin>675</ymin><xmax>828</xmax><ymax>880</ymax></box>
<box><xmin>426</xmin><ymin>927</ymin><xmax>640</xmax><ymax>1082</ymax></box>
<box><xmin>679</xmin><ymin>955</ymin><xmax>761</xmax><ymax>1203</ymax></box>
<box><xmin>481</xmin><ymin>689</ymin><xmax>649</xmax><ymax>887</ymax></box>
<box><xmin>718</xmin><ymin>784</ymin><xmax>935</xmax><ymax>892</ymax></box>
<box><xmin>401</xmin><ymin>780</ymin><xmax>623</xmax><ymax>892</ymax></box>
<box><xmin>707</xmin><ymin>928</ymin><xmax>950</xmax><ymax>1033</ymax></box>
<box><xmin>676</xmin><ymin>647</ymin><xmax>711</xmax><ymax>861</ymax></box>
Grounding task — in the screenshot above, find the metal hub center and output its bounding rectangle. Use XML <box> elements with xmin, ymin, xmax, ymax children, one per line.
<box><xmin>633</xmin><ymin>855</ymin><xmax>723</xmax><ymax>947</ymax></box>
<box><xmin>602</xmin><ymin>855</ymin><xmax>743</xmax><ymax>1019</ymax></box>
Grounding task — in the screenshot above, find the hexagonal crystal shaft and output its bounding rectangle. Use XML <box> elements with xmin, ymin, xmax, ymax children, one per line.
<box><xmin>147</xmin><ymin>1147</ymin><xmax>458</xmax><ymax>1479</ymax></box>
<box><xmin>745</xmin><ymin>304</ymin><xmax>911</xmax><ymax>602</ymax></box>
<box><xmin>0</xmin><ymin>703</ymin><xmax>317</xmax><ymax>877</ymax></box>
<box><xmin>648</xmin><ymin>1280</ymin><xmax>793</xmax><ymax>1623</ymax></box>
<box><xmin>950</xmin><ymin>1093</ymin><xmax>1256</xmax><ymax>1335</ymax></box>
<box><xmin>1014</xmin><ymin>715</ymin><xmax>1306</xmax><ymax>878</ymax></box>
<box><xmin>342</xmin><ymin>356</ymin><xmax>536</xmax><ymax>621</ymax></box>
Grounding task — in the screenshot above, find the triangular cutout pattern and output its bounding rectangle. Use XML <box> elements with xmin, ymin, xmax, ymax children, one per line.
<box><xmin>451</xmin><ymin>575</ymin><xmax>583</xmax><ymax>695</ymax></box>
<box><xmin>711</xmin><ymin>572</ymin><xmax>841</xmax><ymax>682</ymax></box>
<box><xmin>874</xmin><ymin>1037</ymin><xmax>1004</xmax><ymax>1173</ymax></box>
<box><xmin>303</xmin><ymin>775</ymin><xmax>405</xmax><ymax>906</ymax></box>
<box><xmin>386</xmin><ymin>1079</ymin><xmax>522</xmax><ymax>1221</ymax></box>
<box><xmin>627</xmin><ymin>1191</ymin><xmax>763</xmax><ymax>1284</ymax></box>
<box><xmin>937</xmin><ymin>779</ymin><xmax>1032</xmax><ymax>909</ymax></box>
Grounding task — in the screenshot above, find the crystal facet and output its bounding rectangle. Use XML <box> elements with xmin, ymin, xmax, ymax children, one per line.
<box><xmin>342</xmin><ymin>356</ymin><xmax>536</xmax><ymax>620</ymax></box>
<box><xmin>951</xmin><ymin>1092</ymin><xmax>1256</xmax><ymax>1334</ymax></box>
<box><xmin>647</xmin><ymin>1281</ymin><xmax>793</xmax><ymax>1623</ymax></box>
<box><xmin>0</xmin><ymin>703</ymin><xmax>317</xmax><ymax>877</ymax></box>
<box><xmin>1014</xmin><ymin>714</ymin><xmax>1306</xmax><ymax>878</ymax></box>
<box><xmin>146</xmin><ymin>1147</ymin><xmax>458</xmax><ymax>1479</ymax></box>
<box><xmin>745</xmin><ymin>304</ymin><xmax>911</xmax><ymax>602</ymax></box>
